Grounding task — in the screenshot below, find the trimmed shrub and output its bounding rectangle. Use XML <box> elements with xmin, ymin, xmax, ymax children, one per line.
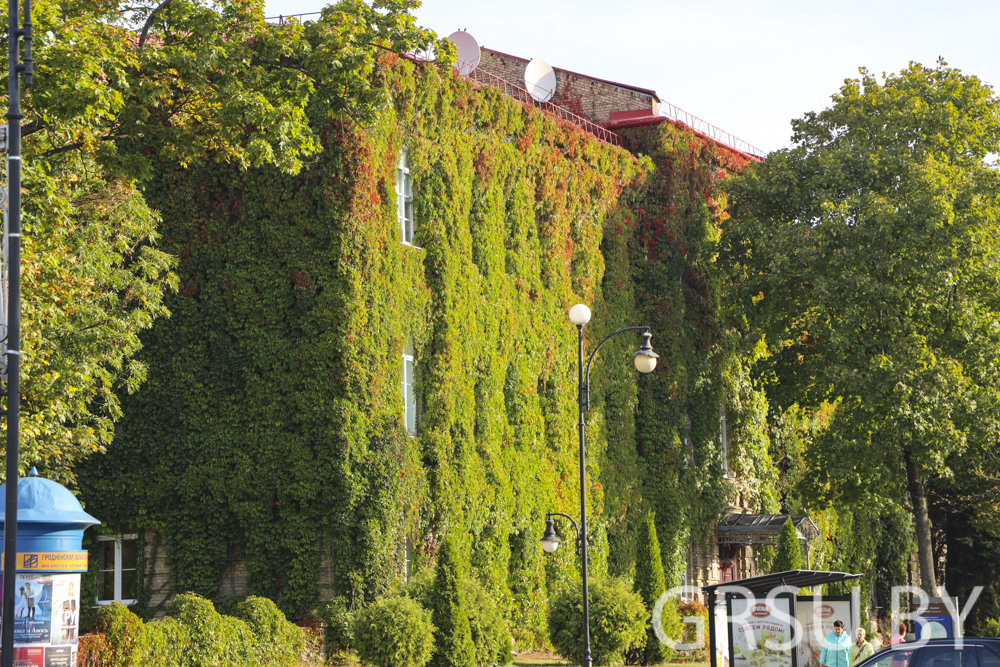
<box><xmin>409</xmin><ymin>568</ymin><xmax>511</xmax><ymax>666</ymax></box>
<box><xmin>318</xmin><ymin>596</ymin><xmax>355</xmax><ymax>655</ymax></box>
<box><xmin>138</xmin><ymin>617</ymin><xmax>190</xmax><ymax>667</ymax></box>
<box><xmin>428</xmin><ymin>539</ymin><xmax>476</xmax><ymax>667</ymax></box>
<box><xmin>676</xmin><ymin>599</ymin><xmax>709</xmax><ymax>661</ymax></box>
<box><xmin>167</xmin><ymin>592</ymin><xmax>250</xmax><ymax>667</ymax></box>
<box><xmin>82</xmin><ymin>591</ymin><xmax>312</xmax><ymax>667</ymax></box>
<box><xmin>549</xmin><ymin>577</ymin><xmax>649</xmax><ymax>666</ymax></box>
<box><xmin>634</xmin><ymin>511</ymin><xmax>669</xmax><ymax>665</ymax></box>
<box><xmin>353</xmin><ymin>596</ymin><xmax>435</xmax><ymax>667</ymax></box>
<box><xmin>773</xmin><ymin>517</ymin><xmax>803</xmax><ymax>572</ymax></box>
<box><xmin>92</xmin><ymin>602</ymin><xmax>144</xmax><ymax>667</ymax></box>
<box><xmin>464</xmin><ymin>578</ymin><xmax>511</xmax><ymax>666</ymax></box>
<box><xmin>78</xmin><ymin>632</ymin><xmax>110</xmax><ymax>667</ymax></box>
<box><xmin>234</xmin><ymin>596</ymin><xmax>307</xmax><ymax>665</ymax></box>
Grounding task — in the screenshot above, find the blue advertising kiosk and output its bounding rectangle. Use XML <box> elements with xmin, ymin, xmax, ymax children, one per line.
<box><xmin>0</xmin><ymin>468</ymin><xmax>98</xmax><ymax>667</ymax></box>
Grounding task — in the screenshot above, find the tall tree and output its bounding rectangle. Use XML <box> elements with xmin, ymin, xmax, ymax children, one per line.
<box><xmin>722</xmin><ymin>60</ymin><xmax>1000</xmax><ymax>596</ymax></box>
<box><xmin>428</xmin><ymin>538</ymin><xmax>476</xmax><ymax>667</ymax></box>
<box><xmin>635</xmin><ymin>511</ymin><xmax>668</xmax><ymax>664</ymax></box>
<box><xmin>9</xmin><ymin>0</ymin><xmax>451</xmax><ymax>484</ymax></box>
<box><xmin>772</xmin><ymin>517</ymin><xmax>803</xmax><ymax>573</ymax></box>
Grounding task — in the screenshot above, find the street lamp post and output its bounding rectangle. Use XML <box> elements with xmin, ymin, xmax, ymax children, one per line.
<box><xmin>2</xmin><ymin>0</ymin><xmax>31</xmax><ymax>665</ymax></box>
<box><xmin>541</xmin><ymin>303</ymin><xmax>658</xmax><ymax>667</ymax></box>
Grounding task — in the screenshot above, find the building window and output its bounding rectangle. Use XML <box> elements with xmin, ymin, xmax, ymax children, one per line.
<box><xmin>404</xmin><ymin>536</ymin><xmax>413</xmax><ymax>583</ymax></box>
<box><xmin>685</xmin><ymin>413</ymin><xmax>695</xmax><ymax>466</ymax></box>
<box><xmin>96</xmin><ymin>534</ymin><xmax>138</xmax><ymax>604</ymax></box>
<box><xmin>720</xmin><ymin>407</ymin><xmax>730</xmax><ymax>479</ymax></box>
<box><xmin>402</xmin><ymin>339</ymin><xmax>418</xmax><ymax>436</ymax></box>
<box><xmin>397</xmin><ymin>149</ymin><xmax>414</xmax><ymax>244</ymax></box>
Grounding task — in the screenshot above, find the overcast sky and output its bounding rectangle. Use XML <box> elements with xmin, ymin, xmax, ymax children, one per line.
<box><xmin>262</xmin><ymin>0</ymin><xmax>1000</xmax><ymax>154</ymax></box>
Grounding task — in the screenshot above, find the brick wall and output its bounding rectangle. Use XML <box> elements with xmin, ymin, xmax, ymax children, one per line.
<box><xmin>477</xmin><ymin>48</ymin><xmax>658</xmax><ymax>124</ymax></box>
<box><xmin>143</xmin><ymin>533</ymin><xmax>173</xmax><ymax>611</ymax></box>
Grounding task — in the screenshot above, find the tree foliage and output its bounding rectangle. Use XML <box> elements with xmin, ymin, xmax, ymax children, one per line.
<box><xmin>428</xmin><ymin>539</ymin><xmax>476</xmax><ymax>667</ymax></box>
<box><xmin>723</xmin><ymin>60</ymin><xmax>1000</xmax><ymax>593</ymax></box>
<box><xmin>548</xmin><ymin>577</ymin><xmax>648</xmax><ymax>666</ymax></box>
<box><xmin>773</xmin><ymin>517</ymin><xmax>803</xmax><ymax>573</ymax></box>
<box><xmin>634</xmin><ymin>511</ymin><xmax>669</xmax><ymax>664</ymax></box>
<box><xmin>8</xmin><ymin>0</ymin><xmax>451</xmax><ymax>484</ymax></box>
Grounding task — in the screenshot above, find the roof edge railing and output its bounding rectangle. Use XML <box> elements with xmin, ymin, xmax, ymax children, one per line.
<box><xmin>658</xmin><ymin>102</ymin><xmax>766</xmax><ymax>158</ymax></box>
<box><xmin>452</xmin><ymin>58</ymin><xmax>623</xmax><ymax>148</ymax></box>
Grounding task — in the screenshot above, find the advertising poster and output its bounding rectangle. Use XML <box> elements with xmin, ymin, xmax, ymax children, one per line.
<box><xmin>795</xmin><ymin>599</ymin><xmax>852</xmax><ymax>667</ymax></box>
<box><xmin>716</xmin><ymin>600</ymin><xmax>730</xmax><ymax>667</ymax></box>
<box><xmin>13</xmin><ymin>646</ymin><xmax>44</xmax><ymax>667</ymax></box>
<box><xmin>0</xmin><ymin>572</ymin><xmax>81</xmax><ymax>667</ymax></box>
<box><xmin>915</xmin><ymin>602</ymin><xmax>954</xmax><ymax>639</ymax></box>
<box><xmin>14</xmin><ymin>575</ymin><xmax>53</xmax><ymax>644</ymax></box>
<box><xmin>730</xmin><ymin>597</ymin><xmax>793</xmax><ymax>667</ymax></box>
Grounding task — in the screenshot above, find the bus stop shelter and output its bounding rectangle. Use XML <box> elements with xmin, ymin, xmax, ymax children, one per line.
<box><xmin>704</xmin><ymin>570</ymin><xmax>864</xmax><ymax>667</ymax></box>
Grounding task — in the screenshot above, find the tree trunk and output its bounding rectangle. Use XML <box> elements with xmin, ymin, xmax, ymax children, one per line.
<box><xmin>905</xmin><ymin>452</ymin><xmax>939</xmax><ymax>597</ymax></box>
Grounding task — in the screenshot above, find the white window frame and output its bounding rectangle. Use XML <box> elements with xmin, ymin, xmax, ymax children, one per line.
<box><xmin>404</xmin><ymin>536</ymin><xmax>413</xmax><ymax>583</ymax></box>
<box><xmin>402</xmin><ymin>341</ymin><xmax>417</xmax><ymax>437</ymax></box>
<box><xmin>96</xmin><ymin>534</ymin><xmax>138</xmax><ymax>605</ymax></box>
<box><xmin>396</xmin><ymin>149</ymin><xmax>414</xmax><ymax>244</ymax></box>
<box><xmin>720</xmin><ymin>407</ymin><xmax>730</xmax><ymax>479</ymax></box>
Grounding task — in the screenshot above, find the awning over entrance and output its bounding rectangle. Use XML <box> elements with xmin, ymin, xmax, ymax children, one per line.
<box><xmin>717</xmin><ymin>513</ymin><xmax>820</xmax><ymax>546</ymax></box>
<box><xmin>701</xmin><ymin>569</ymin><xmax>862</xmax><ymax>596</ymax></box>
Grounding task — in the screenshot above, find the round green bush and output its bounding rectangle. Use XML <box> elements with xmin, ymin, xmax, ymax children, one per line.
<box><xmin>167</xmin><ymin>593</ymin><xmax>238</xmax><ymax>667</ymax></box>
<box><xmin>234</xmin><ymin>595</ymin><xmax>307</xmax><ymax>665</ymax></box>
<box><xmin>353</xmin><ymin>596</ymin><xmax>435</xmax><ymax>667</ymax></box>
<box><xmin>318</xmin><ymin>595</ymin><xmax>355</xmax><ymax>655</ymax></box>
<box><xmin>92</xmin><ymin>602</ymin><xmax>144</xmax><ymax>667</ymax></box>
<box><xmin>138</xmin><ymin>617</ymin><xmax>190</xmax><ymax>667</ymax></box>
<box><xmin>548</xmin><ymin>577</ymin><xmax>648</xmax><ymax>666</ymax></box>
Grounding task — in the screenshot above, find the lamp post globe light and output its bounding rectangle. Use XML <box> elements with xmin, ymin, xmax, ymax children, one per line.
<box><xmin>541</xmin><ymin>304</ymin><xmax>657</xmax><ymax>667</ymax></box>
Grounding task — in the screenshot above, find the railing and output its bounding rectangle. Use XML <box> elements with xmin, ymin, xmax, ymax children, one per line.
<box><xmin>657</xmin><ymin>102</ymin><xmax>766</xmax><ymax>158</ymax></box>
<box><xmin>264</xmin><ymin>12</ymin><xmax>321</xmax><ymax>24</ymax></box>
<box><xmin>453</xmin><ymin>59</ymin><xmax>623</xmax><ymax>147</ymax></box>
<box><xmin>256</xmin><ymin>22</ymin><xmax>763</xmax><ymax>156</ymax></box>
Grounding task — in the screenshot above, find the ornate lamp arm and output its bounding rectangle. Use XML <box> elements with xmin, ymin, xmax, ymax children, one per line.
<box><xmin>584</xmin><ymin>326</ymin><xmax>650</xmax><ymax>410</ymax></box>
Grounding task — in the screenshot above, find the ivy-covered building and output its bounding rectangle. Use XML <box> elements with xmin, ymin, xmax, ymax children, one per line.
<box><xmin>77</xmin><ymin>41</ymin><xmax>781</xmax><ymax>636</ymax></box>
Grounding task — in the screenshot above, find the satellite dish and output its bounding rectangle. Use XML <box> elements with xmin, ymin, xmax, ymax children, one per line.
<box><xmin>524</xmin><ymin>59</ymin><xmax>557</xmax><ymax>102</ymax></box>
<box><xmin>447</xmin><ymin>31</ymin><xmax>481</xmax><ymax>75</ymax></box>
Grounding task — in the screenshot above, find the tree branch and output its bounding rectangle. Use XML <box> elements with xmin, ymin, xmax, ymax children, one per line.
<box><xmin>138</xmin><ymin>0</ymin><xmax>174</xmax><ymax>52</ymax></box>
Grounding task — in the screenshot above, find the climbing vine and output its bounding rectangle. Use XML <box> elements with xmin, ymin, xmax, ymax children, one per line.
<box><xmin>78</xmin><ymin>54</ymin><xmax>777</xmax><ymax>640</ymax></box>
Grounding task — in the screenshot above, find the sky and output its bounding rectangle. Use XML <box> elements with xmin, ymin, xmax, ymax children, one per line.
<box><xmin>262</xmin><ymin>0</ymin><xmax>1000</xmax><ymax>154</ymax></box>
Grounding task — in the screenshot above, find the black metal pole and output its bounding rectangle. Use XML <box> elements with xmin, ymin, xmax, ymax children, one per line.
<box><xmin>577</xmin><ymin>324</ymin><xmax>592</xmax><ymax>667</ymax></box>
<box><xmin>2</xmin><ymin>0</ymin><xmax>28</xmax><ymax>661</ymax></box>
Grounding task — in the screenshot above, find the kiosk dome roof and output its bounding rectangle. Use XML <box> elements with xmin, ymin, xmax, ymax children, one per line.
<box><xmin>0</xmin><ymin>473</ymin><xmax>99</xmax><ymax>526</ymax></box>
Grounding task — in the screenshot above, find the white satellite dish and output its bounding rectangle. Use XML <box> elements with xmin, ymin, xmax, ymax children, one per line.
<box><xmin>524</xmin><ymin>59</ymin><xmax>557</xmax><ymax>102</ymax></box>
<box><xmin>447</xmin><ymin>31</ymin><xmax>481</xmax><ymax>75</ymax></box>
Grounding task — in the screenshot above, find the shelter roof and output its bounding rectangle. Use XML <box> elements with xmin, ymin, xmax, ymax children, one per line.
<box><xmin>718</xmin><ymin>513</ymin><xmax>820</xmax><ymax>545</ymax></box>
<box><xmin>701</xmin><ymin>570</ymin><xmax>863</xmax><ymax>596</ymax></box>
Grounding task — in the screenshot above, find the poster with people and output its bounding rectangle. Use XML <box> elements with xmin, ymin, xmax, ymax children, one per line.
<box><xmin>0</xmin><ymin>573</ymin><xmax>81</xmax><ymax>667</ymax></box>
<box><xmin>795</xmin><ymin>598</ymin><xmax>853</xmax><ymax>667</ymax></box>
<box><xmin>730</xmin><ymin>597</ymin><xmax>794</xmax><ymax>667</ymax></box>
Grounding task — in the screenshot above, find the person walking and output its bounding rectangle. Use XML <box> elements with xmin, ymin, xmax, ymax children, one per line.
<box><xmin>890</xmin><ymin>623</ymin><xmax>907</xmax><ymax>646</ymax></box>
<box><xmin>821</xmin><ymin>620</ymin><xmax>852</xmax><ymax>667</ymax></box>
<box><xmin>851</xmin><ymin>628</ymin><xmax>874</xmax><ymax>667</ymax></box>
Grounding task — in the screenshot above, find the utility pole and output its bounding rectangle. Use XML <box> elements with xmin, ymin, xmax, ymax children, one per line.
<box><xmin>2</xmin><ymin>0</ymin><xmax>32</xmax><ymax>661</ymax></box>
